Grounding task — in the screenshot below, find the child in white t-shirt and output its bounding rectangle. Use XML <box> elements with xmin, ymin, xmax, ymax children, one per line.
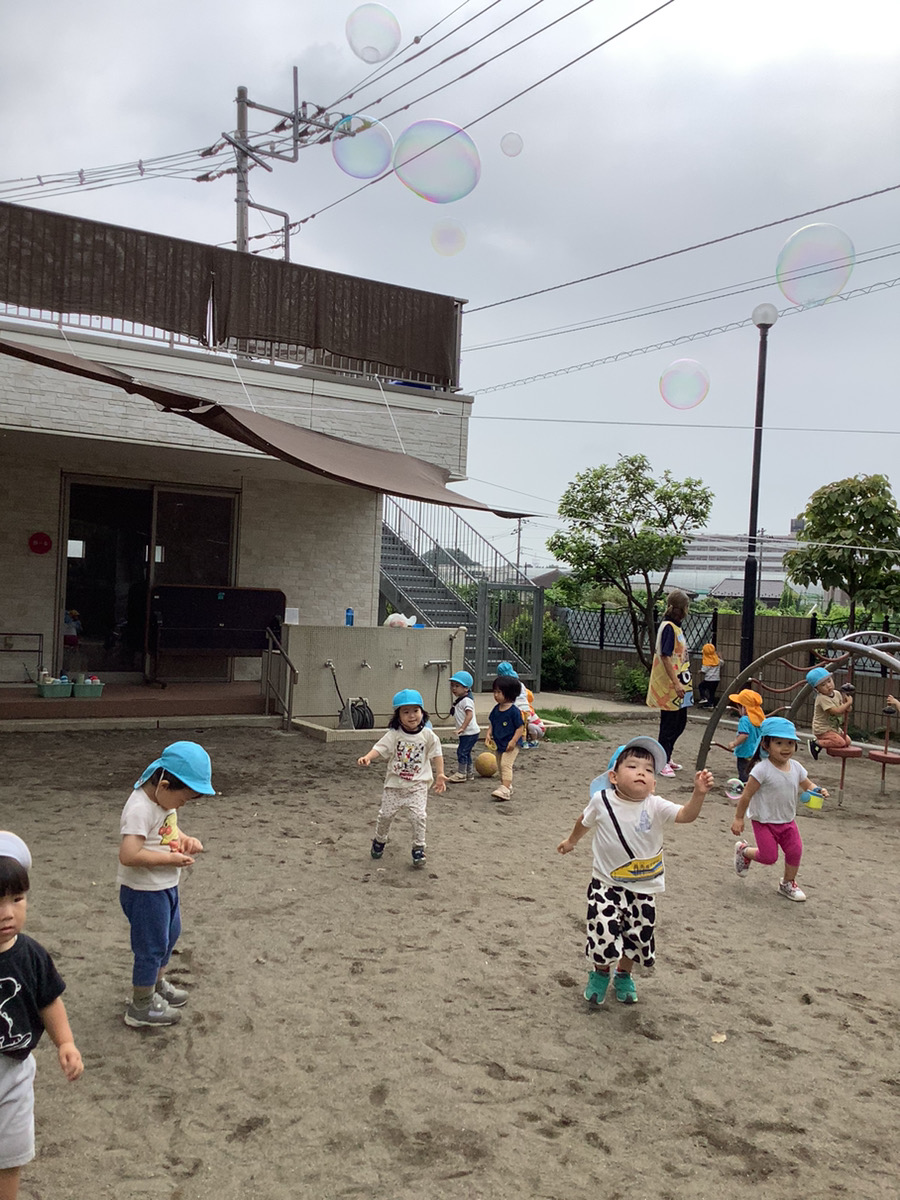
<box><xmin>732</xmin><ymin>716</ymin><xmax>827</xmax><ymax>903</ymax></box>
<box><xmin>557</xmin><ymin>737</ymin><xmax>713</xmax><ymax>1006</ymax></box>
<box><xmin>358</xmin><ymin>689</ymin><xmax>447</xmax><ymax>869</ymax></box>
<box><xmin>446</xmin><ymin>671</ymin><xmax>481</xmax><ymax>783</ymax></box>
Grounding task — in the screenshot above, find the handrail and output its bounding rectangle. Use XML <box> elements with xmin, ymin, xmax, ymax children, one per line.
<box><xmin>384</xmin><ymin>497</ymin><xmax>535</xmax><ymax>591</ymax></box>
<box><xmin>264</xmin><ymin>627</ymin><xmax>300</xmax><ymax>730</ymax></box>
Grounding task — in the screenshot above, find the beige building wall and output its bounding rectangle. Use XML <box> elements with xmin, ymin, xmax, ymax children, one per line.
<box><xmin>0</xmin><ymin>322</ymin><xmax>474</xmax><ymax>683</ymax></box>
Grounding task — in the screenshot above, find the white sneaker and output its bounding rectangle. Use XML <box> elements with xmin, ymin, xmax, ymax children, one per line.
<box><xmin>778</xmin><ymin>879</ymin><xmax>806</xmax><ymax>902</ymax></box>
<box><xmin>734</xmin><ymin>840</ymin><xmax>751</xmax><ymax>876</ymax></box>
<box><xmin>490</xmin><ymin>785</ymin><xmax>512</xmax><ymax>801</ymax></box>
<box><xmin>446</xmin><ymin>772</ymin><xmax>469</xmax><ymax>784</ymax></box>
<box><xmin>659</xmin><ymin>764</ymin><xmax>676</xmax><ymax>778</ymax></box>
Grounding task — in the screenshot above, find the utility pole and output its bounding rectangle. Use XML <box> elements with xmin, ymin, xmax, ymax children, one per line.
<box><xmin>235</xmin><ymin>87</ymin><xmax>250</xmax><ymax>254</ymax></box>
<box><xmin>221</xmin><ymin>69</ymin><xmax>361</xmax><ymax>260</ymax></box>
<box><xmin>516</xmin><ymin>519</ymin><xmax>523</xmax><ymax>571</ymax></box>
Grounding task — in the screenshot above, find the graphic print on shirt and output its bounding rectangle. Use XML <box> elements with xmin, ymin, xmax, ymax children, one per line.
<box><xmin>158</xmin><ymin>812</ymin><xmax>180</xmax><ymax>847</ymax></box>
<box><xmin>390</xmin><ymin>736</ymin><xmax>426</xmax><ymax>781</ymax></box>
<box><xmin>0</xmin><ymin>976</ymin><xmax>31</xmax><ymax>1052</ymax></box>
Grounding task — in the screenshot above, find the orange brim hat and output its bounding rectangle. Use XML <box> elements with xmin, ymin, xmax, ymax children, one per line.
<box><xmin>728</xmin><ymin>689</ymin><xmax>765</xmax><ymax>726</ymax></box>
<box><xmin>701</xmin><ymin>643</ymin><xmax>719</xmax><ymax>667</ymax></box>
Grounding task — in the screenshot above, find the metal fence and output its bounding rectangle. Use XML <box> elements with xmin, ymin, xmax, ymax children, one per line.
<box><xmin>813</xmin><ymin>617</ymin><xmax>900</xmax><ymax>676</ymax></box>
<box><xmin>557</xmin><ymin>606</ymin><xmax>716</xmax><ymax>655</ymax></box>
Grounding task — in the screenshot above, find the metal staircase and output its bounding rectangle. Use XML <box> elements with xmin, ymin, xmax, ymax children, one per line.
<box><xmin>380</xmin><ymin>498</ymin><xmax>539</xmax><ymax>685</ymax></box>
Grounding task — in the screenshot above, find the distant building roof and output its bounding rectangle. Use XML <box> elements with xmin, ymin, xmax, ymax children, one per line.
<box><xmin>709</xmin><ymin>577</ymin><xmax>785</xmax><ymax>603</ymax></box>
<box><xmin>530</xmin><ymin>568</ymin><xmax>568</xmax><ymax>588</ymax></box>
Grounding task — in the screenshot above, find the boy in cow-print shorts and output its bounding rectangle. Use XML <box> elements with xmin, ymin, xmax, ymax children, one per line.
<box><xmin>557</xmin><ymin>736</ymin><xmax>713</xmax><ymax>1006</ymax></box>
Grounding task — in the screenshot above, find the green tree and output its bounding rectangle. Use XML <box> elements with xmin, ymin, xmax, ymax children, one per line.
<box><xmin>783</xmin><ymin>474</ymin><xmax>900</xmax><ymax>631</ymax></box>
<box><xmin>547</xmin><ymin>454</ymin><xmax>713</xmax><ymax>667</ymax></box>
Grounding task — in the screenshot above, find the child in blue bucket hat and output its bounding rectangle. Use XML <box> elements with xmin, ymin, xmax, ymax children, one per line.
<box><xmin>557</xmin><ymin>737</ymin><xmax>714</xmax><ymax>1006</ymax></box>
<box><xmin>358</xmin><ymin>690</ymin><xmax>447</xmax><ymax>868</ymax></box>
<box><xmin>117</xmin><ymin>742</ymin><xmax>214</xmax><ymax>1028</ymax></box>
<box><xmin>806</xmin><ymin>667</ymin><xmax>853</xmax><ymax>760</ymax></box>
<box><xmin>731</xmin><ymin>717</ymin><xmax>828</xmax><ymax>902</ymax></box>
<box><xmin>446</xmin><ymin>671</ymin><xmax>481</xmax><ymax>783</ymax></box>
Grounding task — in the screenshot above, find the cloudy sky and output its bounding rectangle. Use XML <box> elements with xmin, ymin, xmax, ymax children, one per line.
<box><xmin>3</xmin><ymin>0</ymin><xmax>900</xmax><ymax>571</ymax></box>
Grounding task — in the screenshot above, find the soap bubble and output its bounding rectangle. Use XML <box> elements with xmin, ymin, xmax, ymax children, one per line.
<box><xmin>346</xmin><ymin>3</ymin><xmax>401</xmax><ymax>64</ymax></box>
<box><xmin>431</xmin><ymin>219</ymin><xmax>466</xmax><ymax>256</ymax></box>
<box><xmin>393</xmin><ymin>119</ymin><xmax>481</xmax><ymax>204</ymax></box>
<box><xmin>331</xmin><ymin>114</ymin><xmax>393</xmax><ymax>179</ymax></box>
<box><xmin>776</xmin><ymin>223</ymin><xmax>855</xmax><ymax>307</ymax></box>
<box><xmin>500</xmin><ymin>132</ymin><xmax>523</xmax><ymax>157</ymax></box>
<box><xmin>660</xmin><ymin>359</ymin><xmax>709</xmax><ymax>410</ymax></box>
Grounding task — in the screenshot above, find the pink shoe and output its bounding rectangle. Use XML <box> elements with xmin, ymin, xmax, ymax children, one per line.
<box><xmin>659</xmin><ymin>764</ymin><xmax>676</xmax><ymax>778</ymax></box>
<box><xmin>668</xmin><ymin>761</ymin><xmax>683</xmax><ymax>771</ymax></box>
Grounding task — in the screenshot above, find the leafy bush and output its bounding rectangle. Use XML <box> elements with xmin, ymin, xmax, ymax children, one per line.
<box><xmin>501</xmin><ymin>612</ymin><xmax>577</xmax><ymax>692</ymax></box>
<box><xmin>613</xmin><ymin>660</ymin><xmax>650</xmax><ymax>703</ymax></box>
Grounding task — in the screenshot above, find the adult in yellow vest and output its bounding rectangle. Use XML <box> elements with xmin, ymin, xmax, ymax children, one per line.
<box><xmin>645</xmin><ymin>589</ymin><xmax>693</xmax><ymax>778</ymax></box>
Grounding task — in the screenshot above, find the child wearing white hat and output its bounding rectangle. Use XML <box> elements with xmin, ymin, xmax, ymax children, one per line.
<box><xmin>0</xmin><ymin>832</ymin><xmax>83</xmax><ymax>1199</ymax></box>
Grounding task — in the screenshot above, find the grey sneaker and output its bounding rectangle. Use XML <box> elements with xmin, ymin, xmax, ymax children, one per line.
<box><xmin>124</xmin><ymin>993</ymin><xmax>182</xmax><ymax>1028</ymax></box>
<box><xmin>411</xmin><ymin>845</ymin><xmax>426</xmax><ymax>868</ymax></box>
<box><xmin>446</xmin><ymin>772</ymin><xmax>469</xmax><ymax>783</ymax></box>
<box><xmin>155</xmin><ymin>977</ymin><xmax>188</xmax><ymax>1007</ymax></box>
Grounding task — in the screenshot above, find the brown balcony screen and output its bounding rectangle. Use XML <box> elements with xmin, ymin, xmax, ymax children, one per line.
<box><xmin>0</xmin><ymin>202</ymin><xmax>460</xmax><ymax>386</ymax></box>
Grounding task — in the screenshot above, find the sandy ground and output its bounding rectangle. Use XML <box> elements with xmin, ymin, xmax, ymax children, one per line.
<box><xmin>2</xmin><ymin>718</ymin><xmax>899</xmax><ymax>1200</ymax></box>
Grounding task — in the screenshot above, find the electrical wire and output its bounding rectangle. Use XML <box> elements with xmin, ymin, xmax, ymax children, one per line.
<box><xmin>463</xmin><ymin>244</ymin><xmax>900</xmax><ymax>352</ymax></box>
<box><xmin>468</xmin><ymin>273</ymin><xmax>900</xmax><ymax>394</ymax></box>
<box><xmin>238</xmin><ymin>0</ymin><xmax>677</xmax><ymax>247</ymax></box>
<box><xmin>466</xmin><ymin>181</ymin><xmax>900</xmax><ymax>313</ymax></box>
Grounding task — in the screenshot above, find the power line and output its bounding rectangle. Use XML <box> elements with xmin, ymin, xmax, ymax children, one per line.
<box><xmin>469</xmin><ymin>273</ymin><xmax>900</xmax><ymax>394</ymax></box>
<box><xmin>244</xmin><ymin>0</ymin><xmax>677</xmax><ymax>246</ymax></box>
<box><xmin>462</xmin><ymin>244</ymin><xmax>900</xmax><ymax>352</ymax></box>
<box><xmin>465</xmin><ymin>181</ymin><xmax>900</xmax><ymax>313</ymax></box>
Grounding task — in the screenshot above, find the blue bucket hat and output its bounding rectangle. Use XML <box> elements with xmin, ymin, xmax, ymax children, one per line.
<box><xmin>392</xmin><ymin>688</ymin><xmax>424</xmax><ymax>709</ymax></box>
<box><xmin>135</xmin><ymin>741</ymin><xmax>215</xmax><ymax>795</ymax></box>
<box><xmin>449</xmin><ymin>670</ymin><xmax>473</xmax><ymax>689</ymax></box>
<box><xmin>590</xmin><ymin>736</ymin><xmax>668</xmax><ymax>795</ymax></box>
<box><xmin>806</xmin><ymin>667</ymin><xmax>831</xmax><ymax>688</ymax></box>
<box><xmin>496</xmin><ymin>661</ymin><xmax>518</xmax><ymax>678</ymax></box>
<box><xmin>759</xmin><ymin>716</ymin><xmax>799</xmax><ymax>741</ymax></box>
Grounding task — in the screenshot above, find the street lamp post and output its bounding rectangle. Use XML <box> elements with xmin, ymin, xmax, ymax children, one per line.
<box><xmin>740</xmin><ymin>302</ymin><xmax>779</xmax><ymax>671</ymax></box>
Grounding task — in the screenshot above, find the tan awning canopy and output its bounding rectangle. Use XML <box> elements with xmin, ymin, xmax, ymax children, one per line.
<box><xmin>0</xmin><ymin>336</ymin><xmax>526</xmax><ymax>517</ymax></box>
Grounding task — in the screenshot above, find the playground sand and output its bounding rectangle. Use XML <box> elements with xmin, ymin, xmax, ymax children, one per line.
<box><xmin>2</xmin><ymin>720</ymin><xmax>898</xmax><ymax>1199</ymax></box>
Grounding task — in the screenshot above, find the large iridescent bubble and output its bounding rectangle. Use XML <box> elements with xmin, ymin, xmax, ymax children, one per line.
<box><xmin>659</xmin><ymin>359</ymin><xmax>710</xmax><ymax>410</ymax></box>
<box><xmin>393</xmin><ymin>119</ymin><xmax>481</xmax><ymax>204</ymax></box>
<box><xmin>346</xmin><ymin>3</ymin><xmax>401</xmax><ymax>64</ymax></box>
<box><xmin>775</xmin><ymin>223</ymin><xmax>855</xmax><ymax>307</ymax></box>
<box><xmin>431</xmin><ymin>219</ymin><xmax>466</xmax><ymax>256</ymax></box>
<box><xmin>331</xmin><ymin>115</ymin><xmax>393</xmax><ymax>179</ymax></box>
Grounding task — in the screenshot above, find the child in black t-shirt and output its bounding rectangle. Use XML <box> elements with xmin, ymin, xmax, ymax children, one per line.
<box><xmin>0</xmin><ymin>831</ymin><xmax>83</xmax><ymax>1199</ymax></box>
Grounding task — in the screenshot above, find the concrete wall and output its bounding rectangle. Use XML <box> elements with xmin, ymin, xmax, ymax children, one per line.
<box><xmin>0</xmin><ymin>323</ymin><xmax>471</xmax><ymax>479</ymax></box>
<box><xmin>282</xmin><ymin>624</ymin><xmax>466</xmax><ymax>721</ymax></box>
<box><xmin>574</xmin><ymin>612</ymin><xmax>900</xmax><ymax>737</ymax></box>
<box><xmin>0</xmin><ymin>428</ymin><xmax>383</xmax><ymax>681</ymax></box>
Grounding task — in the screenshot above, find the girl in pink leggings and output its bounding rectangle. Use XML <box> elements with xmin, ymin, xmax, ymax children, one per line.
<box><xmin>730</xmin><ymin>717</ymin><xmax>827</xmax><ymax>903</ymax></box>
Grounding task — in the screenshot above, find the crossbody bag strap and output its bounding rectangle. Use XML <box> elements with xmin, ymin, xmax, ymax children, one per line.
<box><xmin>600</xmin><ymin>789</ymin><xmax>636</xmax><ymax>859</ymax></box>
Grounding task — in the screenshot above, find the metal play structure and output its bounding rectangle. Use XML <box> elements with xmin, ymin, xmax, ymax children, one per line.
<box><xmin>697</xmin><ymin>633</ymin><xmax>900</xmax><ymax>806</ymax></box>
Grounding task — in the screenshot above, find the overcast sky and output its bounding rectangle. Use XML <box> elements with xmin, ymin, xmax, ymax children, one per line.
<box><xmin>3</xmin><ymin>0</ymin><xmax>900</xmax><ymax>570</ymax></box>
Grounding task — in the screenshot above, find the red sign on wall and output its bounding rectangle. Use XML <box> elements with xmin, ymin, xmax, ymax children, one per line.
<box><xmin>28</xmin><ymin>532</ymin><xmax>53</xmax><ymax>555</ymax></box>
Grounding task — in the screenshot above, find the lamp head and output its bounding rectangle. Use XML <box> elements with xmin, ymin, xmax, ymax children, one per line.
<box><xmin>752</xmin><ymin>302</ymin><xmax>779</xmax><ymax>329</ymax></box>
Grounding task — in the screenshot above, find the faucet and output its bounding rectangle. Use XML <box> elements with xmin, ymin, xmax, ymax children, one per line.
<box><xmin>394</xmin><ymin>660</ymin><xmax>404</xmax><ymax>670</ymax></box>
<box><xmin>360</xmin><ymin>660</ymin><xmax>371</xmax><ymax>669</ymax></box>
<box><xmin>323</xmin><ymin>659</ymin><xmax>334</xmax><ymax>668</ymax></box>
